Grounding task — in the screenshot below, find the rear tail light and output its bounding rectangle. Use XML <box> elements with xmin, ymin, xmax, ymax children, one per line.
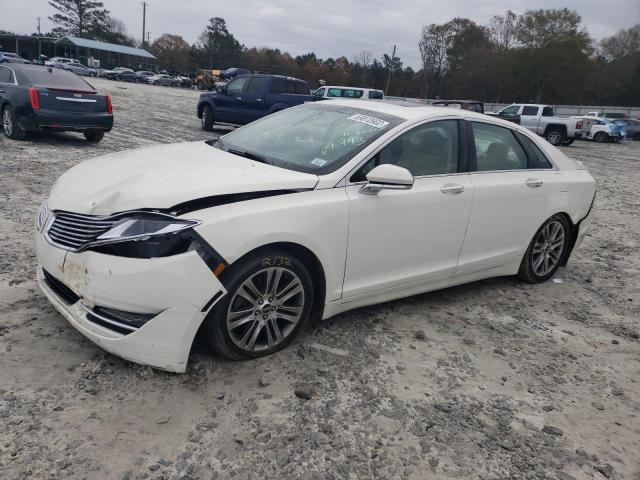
<box><xmin>576</xmin><ymin>120</ymin><xmax>582</xmax><ymax>129</ymax></box>
<box><xmin>29</xmin><ymin>88</ymin><xmax>40</xmax><ymax>110</ymax></box>
<box><xmin>106</xmin><ymin>95</ymin><xmax>113</xmax><ymax>114</ymax></box>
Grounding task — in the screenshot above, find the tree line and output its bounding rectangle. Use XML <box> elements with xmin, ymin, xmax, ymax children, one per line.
<box><xmin>39</xmin><ymin>1</ymin><xmax>640</xmax><ymax>105</ymax></box>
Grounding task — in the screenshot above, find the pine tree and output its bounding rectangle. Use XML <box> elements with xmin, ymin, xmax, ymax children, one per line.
<box><xmin>48</xmin><ymin>0</ymin><xmax>109</xmax><ymax>38</ymax></box>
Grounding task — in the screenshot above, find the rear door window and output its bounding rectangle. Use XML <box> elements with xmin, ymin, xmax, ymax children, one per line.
<box><xmin>471</xmin><ymin>122</ymin><xmax>528</xmax><ymax>171</ymax></box>
<box><xmin>542</xmin><ymin>106</ymin><xmax>554</xmax><ymax>117</ymax></box>
<box><xmin>515</xmin><ymin>132</ymin><xmax>553</xmax><ymax>169</ymax></box>
<box><xmin>327</xmin><ymin>88</ymin><xmax>342</xmax><ymax>97</ymax></box>
<box><xmin>295</xmin><ymin>81</ymin><xmax>309</xmax><ymax>94</ymax></box>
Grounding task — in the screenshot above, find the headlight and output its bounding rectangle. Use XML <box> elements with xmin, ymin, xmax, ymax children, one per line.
<box><xmin>91</xmin><ymin>215</ymin><xmax>201</xmax><ymax>259</ymax></box>
<box><xmin>36</xmin><ymin>199</ymin><xmax>49</xmax><ymax>232</ymax></box>
<box><xmin>97</xmin><ymin>216</ymin><xmax>200</xmax><ymax>243</ymax></box>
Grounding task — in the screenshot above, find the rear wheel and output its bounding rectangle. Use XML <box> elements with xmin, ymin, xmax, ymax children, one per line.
<box><xmin>593</xmin><ymin>131</ymin><xmax>608</xmax><ymax>143</ymax></box>
<box><xmin>201</xmin><ymin>105</ymin><xmax>214</xmax><ymax>131</ymax></box>
<box><xmin>518</xmin><ymin>214</ymin><xmax>570</xmax><ymax>283</ymax></box>
<box><xmin>2</xmin><ymin>105</ymin><xmax>27</xmax><ymax>140</ymax></box>
<box><xmin>204</xmin><ymin>249</ymin><xmax>314</xmax><ymax>360</ymax></box>
<box><xmin>84</xmin><ymin>131</ymin><xmax>104</xmax><ymax>142</ymax></box>
<box><xmin>545</xmin><ymin>128</ymin><xmax>564</xmax><ymax>146</ymax></box>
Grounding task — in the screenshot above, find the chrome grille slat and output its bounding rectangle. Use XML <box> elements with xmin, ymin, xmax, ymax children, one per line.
<box><xmin>46</xmin><ymin>211</ymin><xmax>121</xmax><ymax>251</ymax></box>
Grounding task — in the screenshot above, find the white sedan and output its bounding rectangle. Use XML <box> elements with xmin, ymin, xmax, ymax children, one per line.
<box><xmin>35</xmin><ymin>101</ymin><xmax>596</xmax><ymax>372</ymax></box>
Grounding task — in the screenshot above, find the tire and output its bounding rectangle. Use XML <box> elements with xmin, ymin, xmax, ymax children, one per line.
<box><xmin>545</xmin><ymin>128</ymin><xmax>564</xmax><ymax>146</ymax></box>
<box><xmin>153</xmin><ymin>80</ymin><xmax>158</xmax><ymax>85</ymax></box>
<box><xmin>560</xmin><ymin>138</ymin><xmax>574</xmax><ymax>146</ymax></box>
<box><xmin>84</xmin><ymin>131</ymin><xmax>104</xmax><ymax>142</ymax></box>
<box><xmin>1</xmin><ymin>105</ymin><xmax>27</xmax><ymax>140</ymax></box>
<box><xmin>204</xmin><ymin>249</ymin><xmax>314</xmax><ymax>360</ymax></box>
<box><xmin>518</xmin><ymin>214</ymin><xmax>570</xmax><ymax>283</ymax></box>
<box><xmin>201</xmin><ymin>105</ymin><xmax>214</xmax><ymax>131</ymax></box>
<box><xmin>593</xmin><ymin>132</ymin><xmax>608</xmax><ymax>143</ymax></box>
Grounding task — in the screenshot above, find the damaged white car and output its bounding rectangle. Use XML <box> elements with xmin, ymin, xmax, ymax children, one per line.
<box><xmin>35</xmin><ymin>101</ymin><xmax>596</xmax><ymax>372</ymax></box>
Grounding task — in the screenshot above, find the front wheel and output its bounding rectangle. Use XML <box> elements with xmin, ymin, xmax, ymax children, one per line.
<box><xmin>518</xmin><ymin>215</ymin><xmax>570</xmax><ymax>283</ymax></box>
<box><xmin>545</xmin><ymin>128</ymin><xmax>564</xmax><ymax>146</ymax></box>
<box><xmin>593</xmin><ymin>131</ymin><xmax>608</xmax><ymax>143</ymax></box>
<box><xmin>201</xmin><ymin>105</ymin><xmax>214</xmax><ymax>131</ymax></box>
<box><xmin>204</xmin><ymin>249</ymin><xmax>314</xmax><ymax>360</ymax></box>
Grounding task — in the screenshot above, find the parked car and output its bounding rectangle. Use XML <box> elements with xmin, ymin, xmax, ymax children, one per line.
<box><xmin>488</xmin><ymin>104</ymin><xmax>581</xmax><ymax>146</ymax></box>
<box><xmin>146</xmin><ymin>74</ymin><xmax>178</xmax><ymax>86</ymax></box>
<box><xmin>626</xmin><ymin>119</ymin><xmax>640</xmax><ymax>140</ymax></box>
<box><xmin>0</xmin><ymin>64</ymin><xmax>113</xmax><ymax>141</ymax></box>
<box><xmin>62</xmin><ymin>63</ymin><xmax>97</xmax><ymax>77</ymax></box>
<box><xmin>197</xmin><ymin>74</ymin><xmax>314</xmax><ymax>129</ymax></box>
<box><xmin>0</xmin><ymin>52</ymin><xmax>31</xmax><ymax>64</ymax></box>
<box><xmin>46</xmin><ymin>57</ymin><xmax>80</xmax><ymax>68</ymax></box>
<box><xmin>313</xmin><ymin>86</ymin><xmax>383</xmax><ymax>100</ymax></box>
<box><xmin>117</xmin><ymin>70</ymin><xmax>154</xmax><ymax>82</ymax></box>
<box><xmin>34</xmin><ymin>100</ymin><xmax>596</xmax><ymax>371</ymax></box>
<box><xmin>578</xmin><ymin>116</ymin><xmax>627</xmax><ymax>142</ymax></box>
<box><xmin>429</xmin><ymin>99</ymin><xmax>484</xmax><ymax>113</ymax></box>
<box><xmin>219</xmin><ymin>67</ymin><xmax>251</xmax><ymax>80</ymax></box>
<box><xmin>101</xmin><ymin>67</ymin><xmax>132</xmax><ymax>80</ymax></box>
<box><xmin>581</xmin><ymin>111</ymin><xmax>628</xmax><ymax>120</ymax></box>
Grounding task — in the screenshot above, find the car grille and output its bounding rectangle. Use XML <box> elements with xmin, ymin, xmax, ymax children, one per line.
<box><xmin>46</xmin><ymin>212</ymin><xmax>119</xmax><ymax>251</ymax></box>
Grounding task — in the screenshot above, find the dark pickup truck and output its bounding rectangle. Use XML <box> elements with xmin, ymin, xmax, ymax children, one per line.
<box><xmin>197</xmin><ymin>74</ymin><xmax>314</xmax><ymax>129</ymax></box>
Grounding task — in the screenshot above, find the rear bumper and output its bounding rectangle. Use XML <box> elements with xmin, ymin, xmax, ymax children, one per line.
<box><xmin>18</xmin><ymin>110</ymin><xmax>113</xmax><ymax>133</ymax></box>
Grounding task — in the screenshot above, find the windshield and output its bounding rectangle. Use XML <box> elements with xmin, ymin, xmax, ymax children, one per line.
<box><xmin>214</xmin><ymin>104</ymin><xmax>403</xmax><ymax>174</ymax></box>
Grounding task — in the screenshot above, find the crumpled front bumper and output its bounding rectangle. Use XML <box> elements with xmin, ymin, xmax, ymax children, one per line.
<box><xmin>35</xmin><ymin>232</ymin><xmax>226</xmax><ymax>372</ymax></box>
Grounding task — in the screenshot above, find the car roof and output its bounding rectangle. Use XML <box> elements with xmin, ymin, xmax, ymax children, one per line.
<box><xmin>322</xmin><ymin>85</ymin><xmax>380</xmax><ymax>91</ymax></box>
<box><xmin>431</xmin><ymin>99</ymin><xmax>482</xmax><ymax>104</ymax></box>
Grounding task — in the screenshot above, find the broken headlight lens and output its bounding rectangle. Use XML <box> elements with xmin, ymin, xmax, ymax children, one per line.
<box><xmin>97</xmin><ymin>216</ymin><xmax>200</xmax><ymax>243</ymax></box>
<box><xmin>90</xmin><ymin>215</ymin><xmax>201</xmax><ymax>258</ymax></box>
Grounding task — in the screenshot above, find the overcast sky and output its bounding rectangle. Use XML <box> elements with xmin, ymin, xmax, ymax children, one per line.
<box><xmin>1</xmin><ymin>0</ymin><xmax>638</xmax><ymax>67</ymax></box>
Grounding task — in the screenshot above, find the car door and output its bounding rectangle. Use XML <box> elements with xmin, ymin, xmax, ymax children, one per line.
<box><xmin>519</xmin><ymin>105</ymin><xmax>541</xmax><ymax>131</ymax></box>
<box><xmin>240</xmin><ymin>76</ymin><xmax>268</xmax><ymax>122</ymax></box>
<box><xmin>215</xmin><ymin>76</ymin><xmax>249</xmax><ymax>124</ymax></box>
<box><xmin>0</xmin><ymin>65</ymin><xmax>16</xmax><ymax>106</ymax></box>
<box><xmin>457</xmin><ymin>120</ymin><xmax>566</xmax><ymax>273</ymax></box>
<box><xmin>342</xmin><ymin>119</ymin><xmax>474</xmax><ymax>299</ymax></box>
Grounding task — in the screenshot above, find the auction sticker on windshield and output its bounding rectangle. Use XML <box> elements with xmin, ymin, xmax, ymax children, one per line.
<box><xmin>348</xmin><ymin>114</ymin><xmax>389</xmax><ymax>129</ymax></box>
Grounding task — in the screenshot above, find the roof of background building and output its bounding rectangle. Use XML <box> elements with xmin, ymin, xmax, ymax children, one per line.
<box><xmin>54</xmin><ymin>36</ymin><xmax>155</xmax><ymax>59</ymax></box>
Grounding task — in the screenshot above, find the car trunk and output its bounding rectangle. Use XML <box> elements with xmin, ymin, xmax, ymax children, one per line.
<box><xmin>38</xmin><ymin>89</ymin><xmax>108</xmax><ymax>113</ymax></box>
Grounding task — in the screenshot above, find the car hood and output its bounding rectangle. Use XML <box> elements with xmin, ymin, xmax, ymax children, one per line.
<box><xmin>47</xmin><ymin>141</ymin><xmax>319</xmax><ymax>215</ymax></box>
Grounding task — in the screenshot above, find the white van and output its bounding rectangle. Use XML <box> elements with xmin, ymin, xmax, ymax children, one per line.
<box><xmin>313</xmin><ymin>85</ymin><xmax>384</xmax><ymax>100</ymax></box>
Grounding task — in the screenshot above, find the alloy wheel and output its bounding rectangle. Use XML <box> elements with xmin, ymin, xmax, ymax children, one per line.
<box><xmin>531</xmin><ymin>220</ymin><xmax>565</xmax><ymax>276</ymax></box>
<box><xmin>547</xmin><ymin>131</ymin><xmax>561</xmax><ymax>145</ymax></box>
<box><xmin>226</xmin><ymin>267</ymin><xmax>305</xmax><ymax>352</ymax></box>
<box><xmin>2</xmin><ymin>109</ymin><xmax>12</xmax><ymax>136</ymax></box>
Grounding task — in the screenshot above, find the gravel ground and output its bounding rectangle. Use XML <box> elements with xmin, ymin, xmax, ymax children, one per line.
<box><xmin>1</xmin><ymin>78</ymin><xmax>639</xmax><ymax>480</ymax></box>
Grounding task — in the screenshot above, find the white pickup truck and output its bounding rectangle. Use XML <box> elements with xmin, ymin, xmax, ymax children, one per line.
<box><xmin>488</xmin><ymin>104</ymin><xmax>582</xmax><ymax>146</ymax></box>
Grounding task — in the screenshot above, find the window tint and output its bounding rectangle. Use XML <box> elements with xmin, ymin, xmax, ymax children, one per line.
<box><xmin>0</xmin><ymin>66</ymin><xmax>13</xmax><ymax>83</ymax></box>
<box><xmin>468</xmin><ymin>103</ymin><xmax>483</xmax><ymax>113</ymax></box>
<box><xmin>500</xmin><ymin>105</ymin><xmax>519</xmax><ymax>115</ymax></box>
<box><xmin>327</xmin><ymin>88</ymin><xmax>342</xmax><ymax>97</ymax></box>
<box><xmin>368</xmin><ymin>90</ymin><xmax>383</xmax><ymax>99</ymax></box>
<box><xmin>343</xmin><ymin>89</ymin><xmax>363</xmax><ymax>98</ymax></box>
<box><xmin>351</xmin><ymin>120</ymin><xmax>459</xmax><ymax>181</ymax></box>
<box><xmin>227</xmin><ymin>77</ymin><xmax>248</xmax><ymax>96</ymax></box>
<box><xmin>515</xmin><ymin>132</ymin><xmax>553</xmax><ymax>169</ymax></box>
<box><xmin>472</xmin><ymin>122</ymin><xmax>527</xmax><ymax>171</ymax></box>
<box><xmin>542</xmin><ymin>106</ymin><xmax>554</xmax><ymax>117</ymax></box>
<box><xmin>23</xmin><ymin>67</ymin><xmax>94</xmax><ymax>91</ymax></box>
<box><xmin>295</xmin><ymin>81</ymin><xmax>309</xmax><ymax>94</ymax></box>
<box><xmin>313</xmin><ymin>88</ymin><xmax>325</xmax><ymax>97</ymax></box>
<box><xmin>246</xmin><ymin>77</ymin><xmax>267</xmax><ymax>94</ymax></box>
<box><xmin>521</xmin><ymin>106</ymin><xmax>539</xmax><ymax>115</ymax></box>
<box><xmin>271</xmin><ymin>77</ymin><xmax>287</xmax><ymax>94</ymax></box>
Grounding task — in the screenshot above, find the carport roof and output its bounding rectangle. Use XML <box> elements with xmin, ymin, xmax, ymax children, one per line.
<box><xmin>54</xmin><ymin>36</ymin><xmax>156</xmax><ymax>59</ymax></box>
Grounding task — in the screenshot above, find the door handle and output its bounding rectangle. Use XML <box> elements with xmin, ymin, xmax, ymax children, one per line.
<box><xmin>236</xmin><ymin>97</ymin><xmax>242</xmax><ymax>100</ymax></box>
<box><xmin>440</xmin><ymin>184</ymin><xmax>465</xmax><ymax>194</ymax></box>
<box><xmin>256</xmin><ymin>98</ymin><xmax>262</xmax><ymax>102</ymax></box>
<box><xmin>0</xmin><ymin>89</ymin><xmax>4</xmax><ymax>93</ymax></box>
<box><xmin>525</xmin><ymin>178</ymin><xmax>543</xmax><ymax>188</ymax></box>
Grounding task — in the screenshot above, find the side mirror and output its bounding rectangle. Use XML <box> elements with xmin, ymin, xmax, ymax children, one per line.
<box><xmin>360</xmin><ymin>164</ymin><xmax>414</xmax><ymax>195</ymax></box>
<box><xmin>217</xmin><ymin>85</ymin><xmax>227</xmax><ymax>94</ymax></box>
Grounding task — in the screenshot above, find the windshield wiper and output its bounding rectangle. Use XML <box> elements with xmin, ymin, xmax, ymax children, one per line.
<box><xmin>226</xmin><ymin>148</ymin><xmax>273</xmax><ymax>165</ymax></box>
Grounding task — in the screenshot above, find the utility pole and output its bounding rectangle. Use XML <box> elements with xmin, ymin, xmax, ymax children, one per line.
<box><xmin>384</xmin><ymin>44</ymin><xmax>396</xmax><ymax>95</ymax></box>
<box><xmin>37</xmin><ymin>17</ymin><xmax>42</xmax><ymax>60</ymax></box>
<box><xmin>141</xmin><ymin>2</ymin><xmax>147</xmax><ymax>47</ymax></box>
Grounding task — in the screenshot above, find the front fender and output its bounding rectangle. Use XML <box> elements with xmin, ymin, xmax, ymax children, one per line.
<box><xmin>197</xmin><ymin>97</ymin><xmax>215</xmax><ymax>118</ymax></box>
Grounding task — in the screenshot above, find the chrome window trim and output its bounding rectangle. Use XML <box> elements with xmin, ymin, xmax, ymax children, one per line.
<box><xmin>0</xmin><ymin>65</ymin><xmax>18</xmax><ymax>85</ymax></box>
<box><xmin>339</xmin><ymin>115</ymin><xmax>465</xmax><ymax>186</ymax></box>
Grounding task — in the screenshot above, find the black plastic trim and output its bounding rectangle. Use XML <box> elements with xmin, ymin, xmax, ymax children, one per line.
<box><xmin>42</xmin><ymin>269</ymin><xmax>80</xmax><ymax>305</ymax></box>
<box><xmin>201</xmin><ymin>291</ymin><xmax>224</xmax><ymax>312</ymax></box>
<box><xmin>169</xmin><ymin>190</ymin><xmax>307</xmax><ymax>216</ymax></box>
